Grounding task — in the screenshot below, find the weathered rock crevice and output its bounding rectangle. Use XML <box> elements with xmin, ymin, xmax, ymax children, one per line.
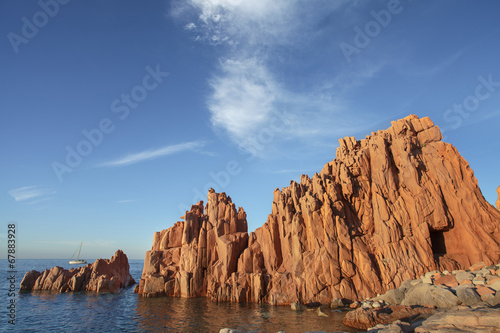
<box><xmin>135</xmin><ymin>115</ymin><xmax>500</xmax><ymax>305</ymax></box>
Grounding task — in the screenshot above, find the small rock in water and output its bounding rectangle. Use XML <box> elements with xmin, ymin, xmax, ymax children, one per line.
<box><xmin>316</xmin><ymin>307</ymin><xmax>328</xmax><ymax>317</ymax></box>
<box><xmin>361</xmin><ymin>301</ymin><xmax>372</xmax><ymax>309</ymax></box>
<box><xmin>291</xmin><ymin>302</ymin><xmax>305</xmax><ymax>311</ymax></box>
<box><xmin>330</xmin><ymin>298</ymin><xmax>345</xmax><ymax>308</ymax></box>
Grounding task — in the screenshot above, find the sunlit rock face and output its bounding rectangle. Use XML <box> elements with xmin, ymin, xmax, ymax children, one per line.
<box><xmin>136</xmin><ymin>190</ymin><xmax>249</xmax><ymax>300</ymax></box>
<box><xmin>496</xmin><ymin>185</ymin><xmax>500</xmax><ymax>210</ymax></box>
<box><xmin>20</xmin><ymin>250</ymin><xmax>135</xmax><ymax>293</ymax></box>
<box><xmin>136</xmin><ymin>114</ymin><xmax>500</xmax><ymax>305</ymax></box>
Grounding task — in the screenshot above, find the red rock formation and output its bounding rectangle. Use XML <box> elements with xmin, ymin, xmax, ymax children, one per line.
<box><xmin>20</xmin><ymin>250</ymin><xmax>135</xmax><ymax>293</ymax></box>
<box><xmin>496</xmin><ymin>185</ymin><xmax>500</xmax><ymax>210</ymax></box>
<box><xmin>135</xmin><ymin>191</ymin><xmax>250</xmax><ymax>301</ymax></box>
<box><xmin>136</xmin><ymin>114</ymin><xmax>500</xmax><ymax>305</ymax></box>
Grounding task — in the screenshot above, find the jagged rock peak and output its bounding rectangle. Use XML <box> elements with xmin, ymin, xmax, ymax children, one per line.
<box><xmin>136</xmin><ymin>114</ymin><xmax>500</xmax><ymax>305</ymax></box>
<box><xmin>136</xmin><ymin>188</ymin><xmax>248</xmax><ymax>299</ymax></box>
<box><xmin>496</xmin><ymin>185</ymin><xmax>500</xmax><ymax>210</ymax></box>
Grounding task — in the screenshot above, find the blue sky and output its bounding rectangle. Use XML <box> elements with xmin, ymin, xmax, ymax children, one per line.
<box><xmin>1</xmin><ymin>0</ymin><xmax>499</xmax><ymax>259</ymax></box>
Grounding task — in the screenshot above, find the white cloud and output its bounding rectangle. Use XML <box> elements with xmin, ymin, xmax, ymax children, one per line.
<box><xmin>8</xmin><ymin>186</ymin><xmax>55</xmax><ymax>203</ymax></box>
<box><xmin>98</xmin><ymin>141</ymin><xmax>207</xmax><ymax>167</ymax></box>
<box><xmin>171</xmin><ymin>0</ymin><xmax>379</xmax><ymax>156</ymax></box>
<box><xmin>184</xmin><ymin>22</ymin><xmax>196</xmax><ymax>30</ymax></box>
<box><xmin>208</xmin><ymin>58</ymin><xmax>280</xmax><ymax>140</ymax></box>
<box><xmin>173</xmin><ymin>0</ymin><xmax>300</xmax><ymax>46</ymax></box>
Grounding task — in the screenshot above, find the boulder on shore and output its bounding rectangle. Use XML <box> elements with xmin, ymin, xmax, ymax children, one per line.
<box><xmin>343</xmin><ymin>305</ymin><xmax>434</xmax><ymax>330</ymax></box>
<box><xmin>20</xmin><ymin>250</ymin><xmax>135</xmax><ymax>293</ymax></box>
<box><xmin>414</xmin><ymin>306</ymin><xmax>500</xmax><ymax>333</ymax></box>
<box><xmin>401</xmin><ymin>283</ymin><xmax>460</xmax><ymax>308</ymax></box>
<box><xmin>291</xmin><ymin>302</ymin><xmax>306</xmax><ymax>311</ymax></box>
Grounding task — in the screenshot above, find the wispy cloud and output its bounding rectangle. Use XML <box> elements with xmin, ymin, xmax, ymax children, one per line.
<box><xmin>98</xmin><ymin>141</ymin><xmax>207</xmax><ymax>167</ymax></box>
<box><xmin>116</xmin><ymin>199</ymin><xmax>136</xmax><ymax>204</ymax></box>
<box><xmin>171</xmin><ymin>0</ymin><xmax>378</xmax><ymax>156</ymax></box>
<box><xmin>208</xmin><ymin>57</ymin><xmax>280</xmax><ymax>141</ymax></box>
<box><xmin>441</xmin><ymin>109</ymin><xmax>500</xmax><ymax>133</ymax></box>
<box><xmin>171</xmin><ymin>0</ymin><xmax>306</xmax><ymax>47</ymax></box>
<box><xmin>8</xmin><ymin>186</ymin><xmax>56</xmax><ymax>203</ymax></box>
<box><xmin>37</xmin><ymin>239</ymin><xmax>118</xmax><ymax>249</ymax></box>
<box><xmin>401</xmin><ymin>50</ymin><xmax>463</xmax><ymax>78</ymax></box>
<box><xmin>270</xmin><ymin>168</ymin><xmax>315</xmax><ymax>175</ymax></box>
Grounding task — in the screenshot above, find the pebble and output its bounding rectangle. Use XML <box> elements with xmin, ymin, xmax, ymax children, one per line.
<box><xmin>422</xmin><ymin>276</ymin><xmax>432</xmax><ymax>284</ymax></box>
<box><xmin>425</xmin><ymin>270</ymin><xmax>439</xmax><ymax>278</ymax></box>
<box><xmin>472</xmin><ymin>277</ymin><xmax>486</xmax><ymax>285</ymax></box>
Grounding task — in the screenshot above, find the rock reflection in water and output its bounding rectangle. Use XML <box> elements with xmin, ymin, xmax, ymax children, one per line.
<box><xmin>135</xmin><ymin>297</ymin><xmax>357</xmax><ymax>333</ymax></box>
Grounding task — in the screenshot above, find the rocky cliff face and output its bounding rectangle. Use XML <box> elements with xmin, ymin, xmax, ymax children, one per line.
<box><xmin>20</xmin><ymin>250</ymin><xmax>135</xmax><ymax>293</ymax></box>
<box><xmin>497</xmin><ymin>185</ymin><xmax>500</xmax><ymax>210</ymax></box>
<box><xmin>135</xmin><ymin>191</ymin><xmax>249</xmax><ymax>300</ymax></box>
<box><xmin>136</xmin><ymin>115</ymin><xmax>500</xmax><ymax>305</ymax></box>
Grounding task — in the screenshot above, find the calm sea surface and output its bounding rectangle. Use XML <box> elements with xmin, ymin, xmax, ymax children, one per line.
<box><xmin>0</xmin><ymin>259</ymin><xmax>359</xmax><ymax>333</ymax></box>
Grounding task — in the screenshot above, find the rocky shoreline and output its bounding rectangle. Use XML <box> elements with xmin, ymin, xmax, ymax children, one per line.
<box><xmin>130</xmin><ymin>114</ymin><xmax>500</xmax><ymax>332</ymax></box>
<box><xmin>344</xmin><ymin>261</ymin><xmax>500</xmax><ymax>331</ymax></box>
<box><xmin>219</xmin><ymin>262</ymin><xmax>500</xmax><ymax>332</ymax></box>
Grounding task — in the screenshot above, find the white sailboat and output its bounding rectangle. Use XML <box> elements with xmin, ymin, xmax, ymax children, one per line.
<box><xmin>69</xmin><ymin>242</ymin><xmax>87</xmax><ymax>264</ymax></box>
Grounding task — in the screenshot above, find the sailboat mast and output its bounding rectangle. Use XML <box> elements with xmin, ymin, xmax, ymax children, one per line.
<box><xmin>77</xmin><ymin>242</ymin><xmax>83</xmax><ymax>260</ymax></box>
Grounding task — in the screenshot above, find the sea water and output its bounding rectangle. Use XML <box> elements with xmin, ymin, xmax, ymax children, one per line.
<box><xmin>0</xmin><ymin>259</ymin><xmax>358</xmax><ymax>332</ymax></box>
